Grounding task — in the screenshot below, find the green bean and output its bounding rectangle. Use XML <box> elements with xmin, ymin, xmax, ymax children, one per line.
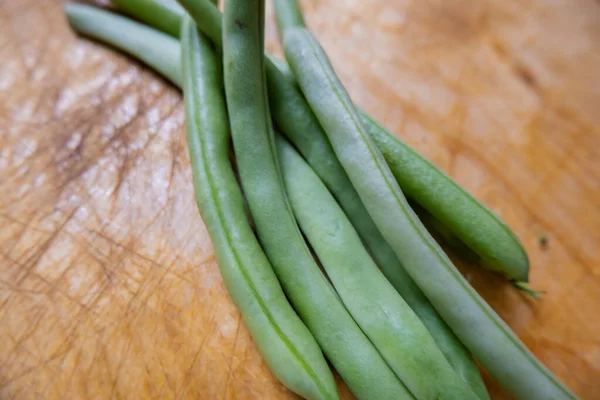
<box><xmin>182</xmin><ymin>15</ymin><xmax>337</xmax><ymax>400</ymax></box>
<box><xmin>65</xmin><ymin>3</ymin><xmax>181</xmax><ymax>87</ymax></box>
<box><xmin>277</xmin><ymin>137</ymin><xmax>478</xmax><ymax>400</ymax></box>
<box><xmin>363</xmin><ymin>114</ymin><xmax>529</xmax><ymax>282</ymax></box>
<box><xmin>112</xmin><ymin>0</ymin><xmax>185</xmax><ymax>37</ymax></box>
<box><xmin>73</xmin><ymin>2</ymin><xmax>487</xmax><ymax>395</ymax></box>
<box><xmin>221</xmin><ymin>2</ymin><xmax>416</xmax><ymax>399</ymax></box>
<box><xmin>283</xmin><ymin>27</ymin><xmax>577</xmax><ymax>400</ymax></box>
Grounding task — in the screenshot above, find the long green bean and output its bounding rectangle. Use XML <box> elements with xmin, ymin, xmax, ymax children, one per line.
<box><xmin>283</xmin><ymin>26</ymin><xmax>576</xmax><ymax>400</ymax></box>
<box><xmin>66</xmin><ymin>3</ymin><xmax>181</xmax><ymax>86</ymax></box>
<box><xmin>182</xmin><ymin>13</ymin><xmax>334</xmax><ymax>400</ymax></box>
<box><xmin>71</xmin><ymin>2</ymin><xmax>489</xmax><ymax>394</ymax></box>
<box><xmin>221</xmin><ymin>1</ymin><xmax>413</xmax><ymax>399</ymax></box>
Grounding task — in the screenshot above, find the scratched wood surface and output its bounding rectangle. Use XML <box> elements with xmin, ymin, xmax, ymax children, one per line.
<box><xmin>0</xmin><ymin>0</ymin><xmax>599</xmax><ymax>398</ymax></box>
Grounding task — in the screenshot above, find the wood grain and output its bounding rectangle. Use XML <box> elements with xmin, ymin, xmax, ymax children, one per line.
<box><xmin>0</xmin><ymin>0</ymin><xmax>598</xmax><ymax>398</ymax></box>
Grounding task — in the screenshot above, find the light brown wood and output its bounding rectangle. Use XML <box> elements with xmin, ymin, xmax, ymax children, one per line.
<box><xmin>0</xmin><ymin>0</ymin><xmax>598</xmax><ymax>398</ymax></box>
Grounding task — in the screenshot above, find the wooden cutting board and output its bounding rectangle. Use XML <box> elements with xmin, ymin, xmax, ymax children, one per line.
<box><xmin>1</xmin><ymin>0</ymin><xmax>598</xmax><ymax>398</ymax></box>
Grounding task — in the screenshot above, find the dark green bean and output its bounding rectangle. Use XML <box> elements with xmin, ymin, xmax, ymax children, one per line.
<box><xmin>221</xmin><ymin>1</ymin><xmax>414</xmax><ymax>399</ymax></box>
<box><xmin>283</xmin><ymin>26</ymin><xmax>576</xmax><ymax>400</ymax></box>
<box><xmin>363</xmin><ymin>114</ymin><xmax>529</xmax><ymax>281</ymax></box>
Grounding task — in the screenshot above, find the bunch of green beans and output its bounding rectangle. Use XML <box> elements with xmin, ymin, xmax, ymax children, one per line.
<box><xmin>66</xmin><ymin>5</ymin><xmax>486</xmax><ymax>396</ymax></box>
<box><xmin>113</xmin><ymin>0</ymin><xmax>529</xmax><ymax>284</ymax></box>
<box><xmin>281</xmin><ymin>16</ymin><xmax>575</xmax><ymax>400</ymax></box>
<box><xmin>277</xmin><ymin>136</ymin><xmax>478</xmax><ymax>400</ymax></box>
<box><xmin>64</xmin><ymin>1</ymin><xmax>577</xmax><ymax>399</ymax></box>
<box><xmin>180</xmin><ymin>13</ymin><xmax>336</xmax><ymax>400</ymax></box>
<box><xmin>220</xmin><ymin>1</ymin><xmax>420</xmax><ymax>398</ymax></box>
<box><xmin>65</xmin><ymin>7</ymin><xmax>418</xmax><ymax>400</ymax></box>
<box><xmin>97</xmin><ymin>2</ymin><xmax>517</xmax><ymax>395</ymax></box>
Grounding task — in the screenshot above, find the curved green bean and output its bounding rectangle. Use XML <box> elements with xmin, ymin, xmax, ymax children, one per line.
<box><xmin>65</xmin><ymin>3</ymin><xmax>181</xmax><ymax>87</ymax></box>
<box><xmin>222</xmin><ymin>2</ymin><xmax>414</xmax><ymax>399</ymax></box>
<box><xmin>283</xmin><ymin>27</ymin><xmax>576</xmax><ymax>400</ymax></box>
<box><xmin>71</xmin><ymin>3</ymin><xmax>488</xmax><ymax>395</ymax></box>
<box><xmin>277</xmin><ymin>137</ymin><xmax>478</xmax><ymax>400</ymax></box>
<box><xmin>181</xmin><ymin>15</ymin><xmax>336</xmax><ymax>400</ymax></box>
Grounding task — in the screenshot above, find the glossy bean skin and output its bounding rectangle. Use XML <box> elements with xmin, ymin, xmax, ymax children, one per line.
<box><xmin>181</xmin><ymin>16</ymin><xmax>336</xmax><ymax>400</ymax></box>
<box><xmin>65</xmin><ymin>4</ymin><xmax>182</xmax><ymax>86</ymax></box>
<box><xmin>71</xmin><ymin>3</ymin><xmax>486</xmax><ymax>396</ymax></box>
<box><xmin>221</xmin><ymin>2</ymin><xmax>415</xmax><ymax>399</ymax></box>
<box><xmin>277</xmin><ymin>137</ymin><xmax>478</xmax><ymax>400</ymax></box>
<box><xmin>283</xmin><ymin>27</ymin><xmax>577</xmax><ymax>400</ymax></box>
